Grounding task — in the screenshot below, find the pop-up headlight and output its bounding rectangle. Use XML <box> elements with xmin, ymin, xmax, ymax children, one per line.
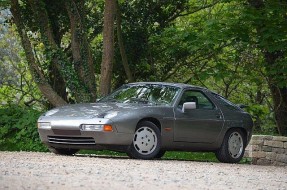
<box><xmin>45</xmin><ymin>109</ymin><xmax>59</xmax><ymax>116</ymax></box>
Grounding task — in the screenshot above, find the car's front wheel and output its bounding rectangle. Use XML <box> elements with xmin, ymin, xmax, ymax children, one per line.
<box><xmin>128</xmin><ymin>121</ymin><xmax>161</xmax><ymax>159</ymax></box>
<box><xmin>215</xmin><ymin>129</ymin><xmax>246</xmax><ymax>163</ymax></box>
<box><xmin>48</xmin><ymin>147</ymin><xmax>79</xmax><ymax>155</ymax></box>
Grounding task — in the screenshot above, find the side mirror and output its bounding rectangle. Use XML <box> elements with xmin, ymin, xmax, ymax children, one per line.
<box><xmin>182</xmin><ymin>102</ymin><xmax>196</xmax><ymax>112</ymax></box>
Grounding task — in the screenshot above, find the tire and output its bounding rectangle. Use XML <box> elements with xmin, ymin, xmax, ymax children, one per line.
<box><xmin>154</xmin><ymin>150</ymin><xmax>166</xmax><ymax>159</ymax></box>
<box><xmin>128</xmin><ymin>121</ymin><xmax>161</xmax><ymax>160</ymax></box>
<box><xmin>127</xmin><ymin>149</ymin><xmax>165</xmax><ymax>159</ymax></box>
<box><xmin>126</xmin><ymin>151</ymin><xmax>135</xmax><ymax>159</ymax></box>
<box><xmin>215</xmin><ymin>129</ymin><xmax>246</xmax><ymax>163</ymax></box>
<box><xmin>48</xmin><ymin>147</ymin><xmax>79</xmax><ymax>155</ymax></box>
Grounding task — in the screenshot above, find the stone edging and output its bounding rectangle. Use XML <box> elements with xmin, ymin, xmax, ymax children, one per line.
<box><xmin>244</xmin><ymin>135</ymin><xmax>287</xmax><ymax>166</ymax></box>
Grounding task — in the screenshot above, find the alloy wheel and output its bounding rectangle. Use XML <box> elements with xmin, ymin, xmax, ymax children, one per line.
<box><xmin>228</xmin><ymin>132</ymin><xmax>243</xmax><ymax>159</ymax></box>
<box><xmin>133</xmin><ymin>126</ymin><xmax>158</xmax><ymax>155</ymax></box>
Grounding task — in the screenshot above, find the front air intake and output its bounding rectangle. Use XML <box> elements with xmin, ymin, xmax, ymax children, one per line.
<box><xmin>48</xmin><ymin>136</ymin><xmax>96</xmax><ymax>145</ymax></box>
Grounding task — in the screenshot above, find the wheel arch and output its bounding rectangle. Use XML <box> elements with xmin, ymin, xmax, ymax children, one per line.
<box><xmin>137</xmin><ymin>117</ymin><xmax>162</xmax><ymax>131</ymax></box>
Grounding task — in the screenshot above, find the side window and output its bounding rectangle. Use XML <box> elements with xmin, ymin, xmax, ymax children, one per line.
<box><xmin>178</xmin><ymin>90</ymin><xmax>215</xmax><ymax>109</ymax></box>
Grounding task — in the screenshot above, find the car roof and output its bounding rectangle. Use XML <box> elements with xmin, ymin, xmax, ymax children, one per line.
<box><xmin>127</xmin><ymin>82</ymin><xmax>208</xmax><ymax>91</ymax></box>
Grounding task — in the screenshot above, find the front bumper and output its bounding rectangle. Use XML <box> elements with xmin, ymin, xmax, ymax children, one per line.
<box><xmin>37</xmin><ymin>117</ymin><xmax>133</xmax><ymax>150</ymax></box>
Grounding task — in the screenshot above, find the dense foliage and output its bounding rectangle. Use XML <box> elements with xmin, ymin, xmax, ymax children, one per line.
<box><xmin>0</xmin><ymin>106</ymin><xmax>47</xmax><ymax>151</ymax></box>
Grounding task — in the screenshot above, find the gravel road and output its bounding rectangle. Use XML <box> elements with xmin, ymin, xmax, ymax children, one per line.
<box><xmin>0</xmin><ymin>151</ymin><xmax>286</xmax><ymax>190</ymax></box>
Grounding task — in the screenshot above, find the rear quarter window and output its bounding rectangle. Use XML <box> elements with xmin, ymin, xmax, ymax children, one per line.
<box><xmin>212</xmin><ymin>93</ymin><xmax>241</xmax><ymax>111</ymax></box>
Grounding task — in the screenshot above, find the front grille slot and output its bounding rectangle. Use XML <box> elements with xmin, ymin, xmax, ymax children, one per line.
<box><xmin>48</xmin><ymin>136</ymin><xmax>96</xmax><ymax>145</ymax></box>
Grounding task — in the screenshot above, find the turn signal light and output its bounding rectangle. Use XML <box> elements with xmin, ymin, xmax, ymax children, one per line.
<box><xmin>103</xmin><ymin>125</ymin><xmax>113</xmax><ymax>132</ymax></box>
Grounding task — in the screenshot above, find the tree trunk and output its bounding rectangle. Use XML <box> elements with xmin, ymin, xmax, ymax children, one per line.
<box><xmin>269</xmin><ymin>84</ymin><xmax>287</xmax><ymax>135</ymax></box>
<box><xmin>28</xmin><ymin>0</ymin><xmax>56</xmax><ymax>46</ymax></box>
<box><xmin>49</xmin><ymin>64</ymin><xmax>68</xmax><ymax>102</ymax></box>
<box><xmin>265</xmin><ymin>52</ymin><xmax>287</xmax><ymax>136</ymax></box>
<box><xmin>27</xmin><ymin>0</ymin><xmax>96</xmax><ymax>103</ymax></box>
<box><xmin>115</xmin><ymin>0</ymin><xmax>134</xmax><ymax>82</ymax></box>
<box><xmin>100</xmin><ymin>0</ymin><xmax>116</xmax><ymax>97</ymax></box>
<box><xmin>10</xmin><ymin>0</ymin><xmax>67</xmax><ymax>107</ymax></box>
<box><xmin>65</xmin><ymin>0</ymin><xmax>97</xmax><ymax>101</ymax></box>
<box><xmin>28</xmin><ymin>0</ymin><xmax>69</xmax><ymax>103</ymax></box>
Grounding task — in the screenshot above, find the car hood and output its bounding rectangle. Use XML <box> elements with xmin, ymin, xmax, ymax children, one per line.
<box><xmin>43</xmin><ymin>102</ymin><xmax>150</xmax><ymax>119</ymax></box>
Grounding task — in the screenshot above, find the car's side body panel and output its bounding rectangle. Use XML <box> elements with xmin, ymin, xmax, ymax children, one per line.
<box><xmin>173</xmin><ymin>108</ymin><xmax>224</xmax><ymax>143</ymax></box>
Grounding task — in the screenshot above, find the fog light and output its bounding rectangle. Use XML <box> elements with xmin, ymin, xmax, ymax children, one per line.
<box><xmin>37</xmin><ymin>122</ymin><xmax>51</xmax><ymax>129</ymax></box>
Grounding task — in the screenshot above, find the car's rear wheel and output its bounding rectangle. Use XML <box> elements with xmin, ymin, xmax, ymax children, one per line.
<box><xmin>48</xmin><ymin>147</ymin><xmax>79</xmax><ymax>155</ymax></box>
<box><xmin>215</xmin><ymin>129</ymin><xmax>245</xmax><ymax>163</ymax></box>
<box><xmin>155</xmin><ymin>150</ymin><xmax>166</xmax><ymax>159</ymax></box>
<box><xmin>128</xmin><ymin>121</ymin><xmax>161</xmax><ymax>159</ymax></box>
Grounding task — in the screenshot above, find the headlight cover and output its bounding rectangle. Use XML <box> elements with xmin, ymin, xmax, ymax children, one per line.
<box><xmin>37</xmin><ymin>122</ymin><xmax>51</xmax><ymax>129</ymax></box>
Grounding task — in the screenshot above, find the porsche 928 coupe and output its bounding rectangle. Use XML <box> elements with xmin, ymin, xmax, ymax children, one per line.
<box><xmin>38</xmin><ymin>82</ymin><xmax>253</xmax><ymax>163</ymax></box>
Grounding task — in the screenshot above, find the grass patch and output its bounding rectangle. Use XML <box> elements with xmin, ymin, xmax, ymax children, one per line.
<box><xmin>163</xmin><ymin>151</ymin><xmax>218</xmax><ymax>162</ymax></box>
<box><xmin>78</xmin><ymin>150</ymin><xmax>126</xmax><ymax>157</ymax></box>
<box><xmin>79</xmin><ymin>150</ymin><xmax>218</xmax><ymax>162</ymax></box>
<box><xmin>78</xmin><ymin>150</ymin><xmax>251</xmax><ymax>164</ymax></box>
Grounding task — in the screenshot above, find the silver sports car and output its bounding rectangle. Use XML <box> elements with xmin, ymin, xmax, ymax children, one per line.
<box><xmin>38</xmin><ymin>82</ymin><xmax>253</xmax><ymax>163</ymax></box>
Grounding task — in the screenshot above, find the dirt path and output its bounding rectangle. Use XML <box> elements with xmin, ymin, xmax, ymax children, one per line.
<box><xmin>0</xmin><ymin>151</ymin><xmax>286</xmax><ymax>190</ymax></box>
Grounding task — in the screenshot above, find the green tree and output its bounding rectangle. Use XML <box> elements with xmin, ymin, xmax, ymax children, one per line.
<box><xmin>0</xmin><ymin>9</ymin><xmax>43</xmax><ymax>107</ymax></box>
<box><xmin>148</xmin><ymin>0</ymin><xmax>281</xmax><ymax>134</ymax></box>
<box><xmin>9</xmin><ymin>0</ymin><xmax>98</xmax><ymax>107</ymax></box>
<box><xmin>112</xmin><ymin>0</ymin><xmax>191</xmax><ymax>86</ymax></box>
<box><xmin>244</xmin><ymin>0</ymin><xmax>287</xmax><ymax>135</ymax></box>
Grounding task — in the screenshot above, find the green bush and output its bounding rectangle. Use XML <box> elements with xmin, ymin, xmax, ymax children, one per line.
<box><xmin>246</xmin><ymin>104</ymin><xmax>277</xmax><ymax>135</ymax></box>
<box><xmin>0</xmin><ymin>105</ymin><xmax>47</xmax><ymax>151</ymax></box>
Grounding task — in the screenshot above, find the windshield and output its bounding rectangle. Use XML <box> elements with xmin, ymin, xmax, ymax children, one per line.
<box><xmin>99</xmin><ymin>84</ymin><xmax>180</xmax><ymax>106</ymax></box>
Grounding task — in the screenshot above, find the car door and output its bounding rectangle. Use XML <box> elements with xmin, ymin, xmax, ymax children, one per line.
<box><xmin>174</xmin><ymin>89</ymin><xmax>224</xmax><ymax>143</ymax></box>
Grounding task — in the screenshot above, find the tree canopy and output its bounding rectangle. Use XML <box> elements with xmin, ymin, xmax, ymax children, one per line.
<box><xmin>0</xmin><ymin>0</ymin><xmax>286</xmax><ymax>135</ymax></box>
